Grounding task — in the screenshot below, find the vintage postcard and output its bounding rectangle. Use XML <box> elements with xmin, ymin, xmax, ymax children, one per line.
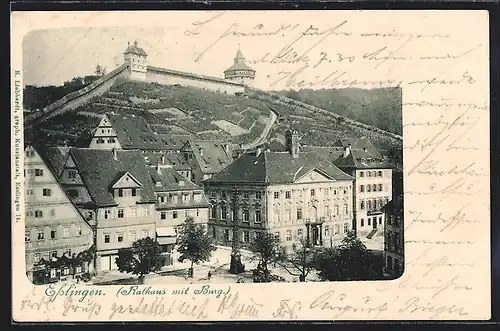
<box><xmin>11</xmin><ymin>10</ymin><xmax>490</xmax><ymax>321</ymax></box>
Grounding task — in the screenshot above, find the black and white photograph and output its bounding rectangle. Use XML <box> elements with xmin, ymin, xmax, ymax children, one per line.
<box><xmin>22</xmin><ymin>24</ymin><xmax>404</xmax><ymax>286</ymax></box>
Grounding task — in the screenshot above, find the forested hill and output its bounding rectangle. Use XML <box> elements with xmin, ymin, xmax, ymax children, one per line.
<box><xmin>277</xmin><ymin>87</ymin><xmax>402</xmax><ymax>136</ymax></box>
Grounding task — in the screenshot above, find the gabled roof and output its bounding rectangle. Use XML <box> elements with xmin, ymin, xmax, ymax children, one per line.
<box><xmin>124</xmin><ymin>41</ymin><xmax>148</xmax><ymax>56</ymax></box>
<box><xmin>182</xmin><ymin>140</ymin><xmax>233</xmax><ymax>174</ymax></box>
<box><xmin>205</xmin><ymin>150</ymin><xmax>354</xmax><ymax>185</ymax></box>
<box><xmin>156</xmin><ymin>134</ymin><xmax>191</xmax><ymax>152</ymax></box>
<box><xmin>148</xmin><ymin>167</ymin><xmax>200</xmax><ymax>192</ymax></box>
<box><xmin>333</xmin><ymin>136</ymin><xmax>382</xmax><ymax>159</ymax></box>
<box><xmin>334</xmin><ymin>149</ymin><xmax>393</xmax><ymax>170</ymax></box>
<box><xmin>105</xmin><ymin>113</ymin><xmax>164</xmax><ymax>150</ymax></box>
<box><xmin>70</xmin><ymin>148</ymin><xmax>156</xmax><ymax>206</ymax></box>
<box><xmin>143</xmin><ymin>152</ymin><xmax>192</xmax><ymax>171</ymax></box>
<box><xmin>36</xmin><ymin>146</ymin><xmax>71</xmax><ymax>179</ymax></box>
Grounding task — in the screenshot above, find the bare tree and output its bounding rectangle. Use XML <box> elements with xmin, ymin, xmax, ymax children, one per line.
<box><xmin>276</xmin><ymin>238</ymin><xmax>317</xmax><ymax>282</ymax></box>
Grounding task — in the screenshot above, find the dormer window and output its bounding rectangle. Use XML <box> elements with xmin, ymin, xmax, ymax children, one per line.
<box><xmin>131</xmin><ymin>188</ymin><xmax>137</xmax><ymax>196</ymax></box>
<box><xmin>155</xmin><ymin>181</ymin><xmax>162</xmax><ymax>187</ymax></box>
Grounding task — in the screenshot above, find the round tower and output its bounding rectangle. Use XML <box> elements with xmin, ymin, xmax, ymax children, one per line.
<box><xmin>123</xmin><ymin>40</ymin><xmax>148</xmax><ymax>81</ymax></box>
<box><xmin>223</xmin><ymin>48</ymin><xmax>256</xmax><ymax>86</ymax></box>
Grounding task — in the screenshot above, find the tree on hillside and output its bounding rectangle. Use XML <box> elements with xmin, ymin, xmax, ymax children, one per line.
<box><xmin>177</xmin><ymin>217</ymin><xmax>217</xmax><ymax>278</ymax></box>
<box><xmin>115</xmin><ymin>237</ymin><xmax>162</xmax><ymax>284</ymax></box>
<box><xmin>314</xmin><ymin>231</ymin><xmax>383</xmax><ymax>281</ymax></box>
<box><xmin>95</xmin><ymin>64</ymin><xmax>107</xmax><ymax>76</ymax></box>
<box><xmin>276</xmin><ymin>238</ymin><xmax>318</xmax><ymax>282</ymax></box>
<box><xmin>249</xmin><ymin>231</ymin><xmax>283</xmax><ymax>282</ymax></box>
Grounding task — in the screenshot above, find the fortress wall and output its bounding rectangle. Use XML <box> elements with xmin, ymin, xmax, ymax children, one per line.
<box><xmin>25</xmin><ymin>65</ymin><xmax>129</xmax><ymax>127</ymax></box>
<box><xmin>146</xmin><ymin>71</ymin><xmax>245</xmax><ymax>95</ymax></box>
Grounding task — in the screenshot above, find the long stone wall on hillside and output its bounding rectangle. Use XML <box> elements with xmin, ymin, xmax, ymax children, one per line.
<box><xmin>24</xmin><ymin>64</ymin><xmax>129</xmax><ymax>127</ymax></box>
<box><xmin>250</xmin><ymin>88</ymin><xmax>402</xmax><ymax>145</ymax></box>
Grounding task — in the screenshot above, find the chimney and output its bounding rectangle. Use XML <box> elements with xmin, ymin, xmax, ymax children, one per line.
<box><xmin>156</xmin><ymin>160</ymin><xmax>161</xmax><ymax>174</ymax></box>
<box><xmin>199</xmin><ymin>148</ymin><xmax>203</xmax><ymax>157</ymax></box>
<box><xmin>255</xmin><ymin>147</ymin><xmax>262</xmax><ymax>157</ymax></box>
<box><xmin>223</xmin><ymin>143</ymin><xmax>229</xmax><ymax>154</ymax></box>
<box><xmin>343</xmin><ymin>145</ymin><xmax>351</xmax><ymax>158</ymax></box>
<box><xmin>112</xmin><ymin>148</ymin><xmax>118</xmax><ymax>160</ymax></box>
<box><xmin>161</xmin><ymin>155</ymin><xmax>165</xmax><ymax>164</ymax></box>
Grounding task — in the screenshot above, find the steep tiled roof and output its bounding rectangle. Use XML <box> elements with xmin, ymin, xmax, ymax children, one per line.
<box><xmin>70</xmin><ymin>148</ymin><xmax>156</xmax><ymax>206</ymax></box>
<box><xmin>106</xmin><ymin>113</ymin><xmax>164</xmax><ymax>150</ymax></box>
<box><xmin>156</xmin><ymin>134</ymin><xmax>191</xmax><ymax>152</ymax></box>
<box><xmin>36</xmin><ymin>146</ymin><xmax>71</xmax><ymax>178</ymax></box>
<box><xmin>124</xmin><ymin>41</ymin><xmax>148</xmax><ymax>56</ymax></box>
<box><xmin>183</xmin><ymin>140</ymin><xmax>233</xmax><ymax>174</ymax></box>
<box><xmin>148</xmin><ymin>167</ymin><xmax>200</xmax><ymax>192</ymax></box>
<box><xmin>224</xmin><ymin>49</ymin><xmax>255</xmax><ymax>73</ymax></box>
<box><xmin>143</xmin><ymin>152</ymin><xmax>192</xmax><ymax>171</ymax></box>
<box><xmin>333</xmin><ymin>136</ymin><xmax>382</xmax><ymax>159</ymax></box>
<box><xmin>333</xmin><ymin>149</ymin><xmax>393</xmax><ymax>170</ymax></box>
<box><xmin>206</xmin><ymin>150</ymin><xmax>354</xmax><ymax>185</ymax></box>
<box><xmin>300</xmin><ymin>146</ymin><xmax>344</xmax><ymax>162</ymax></box>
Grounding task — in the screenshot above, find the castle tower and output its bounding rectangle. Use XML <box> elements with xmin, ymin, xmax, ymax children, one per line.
<box><xmin>285</xmin><ymin>129</ymin><xmax>300</xmax><ymax>158</ymax></box>
<box><xmin>123</xmin><ymin>40</ymin><xmax>148</xmax><ymax>81</ymax></box>
<box><xmin>223</xmin><ymin>48</ymin><xmax>256</xmax><ymax>86</ymax></box>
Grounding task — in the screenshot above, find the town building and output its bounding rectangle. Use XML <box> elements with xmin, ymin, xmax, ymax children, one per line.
<box><xmin>143</xmin><ymin>151</ymin><xmax>193</xmax><ymax>181</ymax></box>
<box><xmin>223</xmin><ymin>49</ymin><xmax>256</xmax><ymax>86</ymax></box>
<box><xmin>148</xmin><ymin>165</ymin><xmax>210</xmax><ymax>263</ymax></box>
<box><xmin>56</xmin><ymin>148</ymin><xmax>157</xmax><ymax>273</ymax></box>
<box><xmin>204</xmin><ymin>130</ymin><xmax>355</xmax><ymax>252</ymax></box>
<box><xmin>180</xmin><ymin>140</ymin><xmax>233</xmax><ymax>185</ymax></box>
<box><xmin>382</xmin><ymin>195</ymin><xmax>404</xmax><ymax>278</ymax></box>
<box><xmin>24</xmin><ymin>145</ymin><xmax>93</xmax><ymax>284</ymax></box>
<box><xmin>123</xmin><ymin>40</ymin><xmax>148</xmax><ymax>81</ymax></box>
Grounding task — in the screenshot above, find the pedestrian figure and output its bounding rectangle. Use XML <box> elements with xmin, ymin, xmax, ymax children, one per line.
<box><xmin>207</xmin><ymin>271</ymin><xmax>212</xmax><ymax>280</ymax></box>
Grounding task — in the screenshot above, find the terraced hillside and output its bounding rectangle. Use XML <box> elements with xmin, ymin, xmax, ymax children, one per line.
<box><xmin>25</xmin><ymin>81</ymin><xmax>403</xmax><ymax>158</ymax></box>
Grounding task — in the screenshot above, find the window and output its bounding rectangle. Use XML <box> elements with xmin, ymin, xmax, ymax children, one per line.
<box><xmin>333</xmin><ymin>189</ymin><xmax>338</xmax><ymax>195</ymax></box>
<box><xmin>285</xmin><ymin>191</ymin><xmax>291</xmax><ymax>199</ymax></box>
<box><xmin>360</xmin><ymin>171</ymin><xmax>364</xmax><ymax>177</ymax></box>
<box><xmin>159</xmin><ymin>196</ymin><xmax>165</xmax><ymax>203</ymax></box>
<box><xmin>344</xmin><ymin>188</ymin><xmax>348</xmax><ymax>195</ymax></box>
<box><xmin>129</xmin><ymin>231</ymin><xmax>136</xmax><ymax>242</ymax></box>
<box><xmin>142</xmin><ymin>230</ymin><xmax>149</xmax><ymax>238</ymax></box>
<box><xmin>50</xmin><ymin>209</ymin><xmax>55</xmax><ymax>217</ymax></box>
<box><xmin>297</xmin><ymin>229</ymin><xmax>303</xmax><ymax>238</ymax></box>
<box><xmin>210</xmin><ymin>191</ymin><xmax>216</xmax><ymax>199</ymax></box>
<box><xmin>50</xmin><ymin>229</ymin><xmax>57</xmax><ymax>240</ymax></box>
<box><xmin>42</xmin><ymin>188</ymin><xmax>52</xmax><ymax>197</ymax></box>
<box><xmin>368</xmin><ymin>171</ymin><xmax>372</xmax><ymax>177</ymax></box>
<box><xmin>297</xmin><ymin>208</ymin><xmax>303</xmax><ymax>220</ymax></box>
<box><xmin>310</xmin><ymin>189</ymin><xmax>315</xmax><ymax>196</ymax></box>
<box><xmin>255</xmin><ymin>192</ymin><xmax>262</xmax><ymax>200</ymax></box>
<box><xmin>361</xmin><ymin>218</ymin><xmax>365</xmax><ymax>227</ymax></box>
<box><xmin>325</xmin><ymin>206</ymin><xmax>330</xmax><ymax>217</ymax></box>
<box><xmin>117</xmin><ymin>208</ymin><xmax>124</xmax><ymax>218</ymax></box>
<box><xmin>343</xmin><ymin>204</ymin><xmax>348</xmax><ymax>215</ymax></box>
<box><xmin>26</xmin><ymin>188</ymin><xmax>34</xmax><ymax>195</ymax></box>
<box><xmin>274</xmin><ymin>232</ymin><xmax>280</xmax><ymax>241</ymax></box>
<box><xmin>368</xmin><ymin>217</ymin><xmax>371</xmax><ymax>226</ymax></box>
<box><xmin>118</xmin><ymin>189</ymin><xmax>123</xmax><ymax>197</ymax></box>
<box><xmin>286</xmin><ymin>210</ymin><xmax>291</xmax><ymax>223</ymax></box>
<box><xmin>210</xmin><ymin>207</ymin><xmax>216</xmax><ymax>219</ymax></box>
<box><xmin>35</xmin><ymin>210</ymin><xmax>43</xmax><ymax>218</ymax></box>
<box><xmin>87</xmin><ymin>211</ymin><xmax>93</xmax><ymax>220</ymax></box>
<box><xmin>196</xmin><ymin>209</ymin><xmax>200</xmax><ymax>217</ymax></box>
<box><xmin>34</xmin><ymin>253</ymin><xmax>40</xmax><ymax>262</ymax></box>
<box><xmin>68</xmin><ymin>170</ymin><xmax>77</xmax><ymax>179</ymax></box>
<box><xmin>325</xmin><ymin>225</ymin><xmax>330</xmax><ymax>236</ymax></box>
<box><xmin>35</xmin><ymin>169</ymin><xmax>44</xmax><ymax>177</ymax></box>
<box><xmin>221</xmin><ymin>206</ymin><xmax>227</xmax><ymax>220</ymax></box>
<box><xmin>38</xmin><ymin>230</ymin><xmax>44</xmax><ymax>240</ymax></box>
<box><xmin>274</xmin><ymin>192</ymin><xmax>279</xmax><ymax>199</ymax></box>
<box><xmin>360</xmin><ymin>201</ymin><xmax>365</xmax><ymax>210</ymax></box>
<box><xmin>334</xmin><ymin>205</ymin><xmax>339</xmax><ymax>215</ymax></box>
<box><xmin>63</xmin><ymin>227</ymin><xmax>69</xmax><ymax>238</ymax></box>
<box><xmin>243</xmin><ymin>230</ymin><xmax>250</xmax><ymax>243</ymax></box>
<box><xmin>104</xmin><ymin>234</ymin><xmax>110</xmax><ymax>243</ymax></box>
<box><xmin>243</xmin><ymin>209</ymin><xmax>250</xmax><ymax>223</ymax></box>
<box><xmin>25</xmin><ymin>231</ymin><xmax>31</xmax><ymax>242</ymax></box>
<box><xmin>221</xmin><ymin>191</ymin><xmax>227</xmax><ymax>199</ymax></box>
<box><xmin>367</xmin><ymin>185</ymin><xmax>371</xmax><ymax>192</ymax></box>
<box><xmin>344</xmin><ymin>223</ymin><xmax>349</xmax><ymax>233</ymax></box>
<box><xmin>286</xmin><ymin>230</ymin><xmax>292</xmax><ymax>242</ymax></box>
<box><xmin>372</xmin><ymin>184</ymin><xmax>377</xmax><ymax>192</ymax></box>
<box><xmin>252</xmin><ymin>210</ymin><xmax>260</xmax><ymax>224</ymax></box>
<box><xmin>243</xmin><ymin>192</ymin><xmax>250</xmax><ymax>199</ymax></box>
<box><xmin>360</xmin><ymin>185</ymin><xmax>364</xmax><ymax>193</ymax></box>
<box><xmin>334</xmin><ymin>225</ymin><xmax>340</xmax><ymax>235</ymax></box>
<box><xmin>104</xmin><ymin>209</ymin><xmax>111</xmax><ymax>219</ymax></box>
<box><xmin>379</xmin><ymin>217</ymin><xmax>383</xmax><ymax>225</ymax></box>
<box><xmin>173</xmin><ymin>211</ymin><xmax>178</xmax><ymax>219</ymax></box>
<box><xmin>76</xmin><ymin>226</ymin><xmax>82</xmax><ymax>236</ymax></box>
<box><xmin>368</xmin><ymin>200</ymin><xmax>372</xmax><ymax>210</ymax></box>
<box><xmin>117</xmin><ymin>233</ymin><xmax>124</xmax><ymax>242</ymax></box>
<box><xmin>131</xmin><ymin>188</ymin><xmax>137</xmax><ymax>196</ymax></box>
<box><xmin>378</xmin><ymin>184</ymin><xmax>383</xmax><ymax>191</ymax></box>
<box><xmin>378</xmin><ymin>171</ymin><xmax>383</xmax><ymax>177</ymax></box>
<box><xmin>161</xmin><ymin>212</ymin><xmax>166</xmax><ymax>220</ymax></box>
<box><xmin>51</xmin><ymin>251</ymin><xmax>58</xmax><ymax>258</ymax></box>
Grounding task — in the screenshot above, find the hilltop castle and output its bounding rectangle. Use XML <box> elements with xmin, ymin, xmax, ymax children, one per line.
<box><xmin>123</xmin><ymin>40</ymin><xmax>255</xmax><ymax>95</ymax></box>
